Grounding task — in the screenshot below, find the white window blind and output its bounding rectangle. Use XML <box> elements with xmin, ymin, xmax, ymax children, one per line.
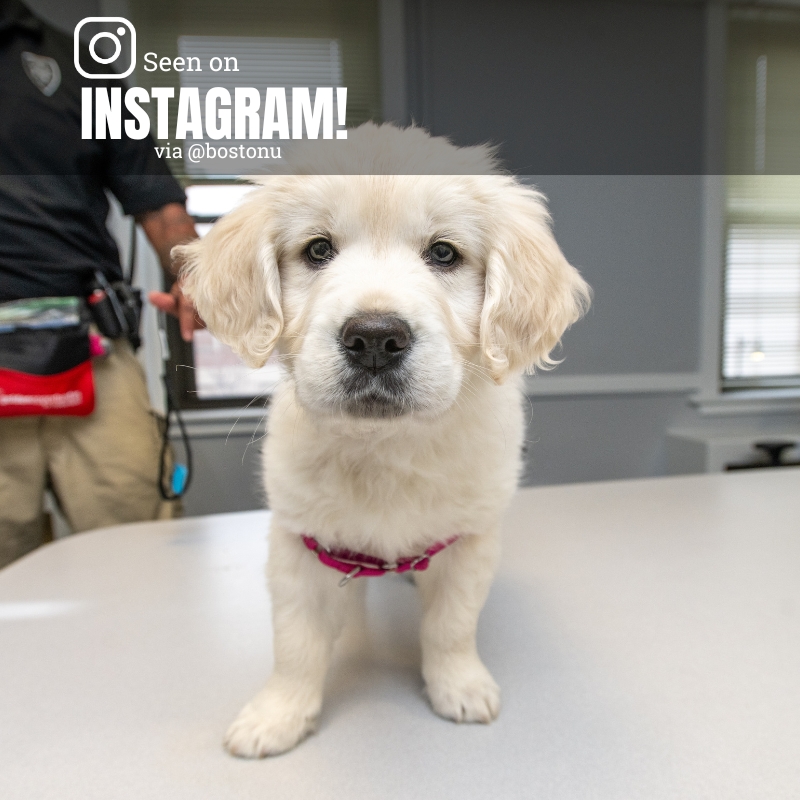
<box><xmin>177</xmin><ymin>36</ymin><xmax>342</xmax><ymax>94</ymax></box>
<box><xmin>723</xmin><ymin>223</ymin><xmax>800</xmax><ymax>382</ymax></box>
<box><xmin>724</xmin><ymin>10</ymin><xmax>800</xmax><ymax>388</ymax></box>
<box><xmin>176</xmin><ymin>36</ymin><xmax>343</xmax><ymax>176</ymax></box>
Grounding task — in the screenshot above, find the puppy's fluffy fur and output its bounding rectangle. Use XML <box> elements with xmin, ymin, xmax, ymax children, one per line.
<box><xmin>177</xmin><ymin>124</ymin><xmax>590</xmax><ymax>758</ymax></box>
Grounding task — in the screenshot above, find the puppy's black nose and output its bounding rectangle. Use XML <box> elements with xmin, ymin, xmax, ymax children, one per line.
<box><xmin>341</xmin><ymin>314</ymin><xmax>412</xmax><ymax>373</ymax></box>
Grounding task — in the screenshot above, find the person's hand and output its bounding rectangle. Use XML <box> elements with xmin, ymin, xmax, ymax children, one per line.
<box><xmin>148</xmin><ymin>281</ymin><xmax>205</xmax><ymax>342</ymax></box>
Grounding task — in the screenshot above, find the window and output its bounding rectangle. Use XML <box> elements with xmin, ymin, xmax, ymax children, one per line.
<box><xmin>723</xmin><ymin>176</ymin><xmax>800</xmax><ymax>387</ymax></box>
<box><xmin>129</xmin><ymin>0</ymin><xmax>381</xmax><ymax>150</ymax></box>
<box><xmin>165</xmin><ymin>184</ymin><xmax>282</xmax><ymax>407</ymax></box>
<box><xmin>724</xmin><ymin>8</ymin><xmax>800</xmax><ymax>389</ymax></box>
<box><xmin>126</xmin><ymin>0</ymin><xmax>382</xmax><ymax>406</ymax></box>
<box><xmin>185</xmin><ymin>185</ymin><xmax>283</xmax><ymax>401</ymax></box>
<box><xmin>192</xmin><ymin>330</ymin><xmax>283</xmax><ymax>399</ymax></box>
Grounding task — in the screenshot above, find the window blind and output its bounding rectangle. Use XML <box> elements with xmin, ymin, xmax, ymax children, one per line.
<box><xmin>723</xmin><ymin>222</ymin><xmax>800</xmax><ymax>383</ymax></box>
<box><xmin>176</xmin><ymin>36</ymin><xmax>343</xmax><ymax>175</ymax></box>
<box><xmin>177</xmin><ymin>36</ymin><xmax>343</xmax><ymax>92</ymax></box>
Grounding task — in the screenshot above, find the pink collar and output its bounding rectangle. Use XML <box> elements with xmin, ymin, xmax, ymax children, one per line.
<box><xmin>302</xmin><ymin>534</ymin><xmax>460</xmax><ymax>587</ymax></box>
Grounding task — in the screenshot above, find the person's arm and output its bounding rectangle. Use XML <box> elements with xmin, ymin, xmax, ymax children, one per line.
<box><xmin>138</xmin><ymin>201</ymin><xmax>204</xmax><ymax>341</ymax></box>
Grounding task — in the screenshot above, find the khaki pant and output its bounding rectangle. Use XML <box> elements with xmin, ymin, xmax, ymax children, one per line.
<box><xmin>0</xmin><ymin>341</ymin><xmax>179</xmax><ymax>569</ymax></box>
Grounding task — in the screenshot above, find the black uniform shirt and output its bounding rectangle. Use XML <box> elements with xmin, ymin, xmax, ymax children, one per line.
<box><xmin>0</xmin><ymin>0</ymin><xmax>185</xmax><ymax>301</ymax></box>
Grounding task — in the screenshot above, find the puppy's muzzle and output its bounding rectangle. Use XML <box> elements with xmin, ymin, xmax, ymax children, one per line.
<box><xmin>341</xmin><ymin>314</ymin><xmax>412</xmax><ymax>374</ymax></box>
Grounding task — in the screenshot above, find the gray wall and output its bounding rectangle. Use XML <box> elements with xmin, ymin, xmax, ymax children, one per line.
<box><xmin>529</xmin><ymin>175</ymin><xmax>703</xmax><ymax>377</ymax></box>
<box><xmin>401</xmin><ymin>0</ymin><xmax>708</xmax><ymax>488</ymax></box>
<box><xmin>181</xmin><ymin>0</ymin><xmax>797</xmax><ymax>513</ymax></box>
<box><xmin>405</xmin><ymin>0</ymin><xmax>706</xmax><ymax>175</ymax></box>
<box><xmin>519</xmin><ymin>171</ymin><xmax>707</xmax><ymax>487</ymax></box>
<box><xmin>522</xmin><ymin>394</ymin><xmax>694</xmax><ymax>486</ymax></box>
<box><xmin>182</xmin><ymin>434</ymin><xmax>266</xmax><ymax>516</ymax></box>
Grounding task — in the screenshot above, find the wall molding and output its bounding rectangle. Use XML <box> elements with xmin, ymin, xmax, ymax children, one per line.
<box><xmin>173</xmin><ymin>378</ymin><xmax>800</xmax><ymax>439</ymax></box>
<box><xmin>175</xmin><ymin>373</ymin><xmax>704</xmax><ymax>439</ymax></box>
<box><xmin>172</xmin><ymin>407</ymin><xmax>267</xmax><ymax>439</ymax></box>
<box><xmin>524</xmin><ymin>372</ymin><xmax>701</xmax><ymax>397</ymax></box>
<box><xmin>691</xmin><ymin>387</ymin><xmax>800</xmax><ymax>415</ymax></box>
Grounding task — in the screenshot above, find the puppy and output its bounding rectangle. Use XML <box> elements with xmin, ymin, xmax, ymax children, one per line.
<box><xmin>177</xmin><ymin>123</ymin><xmax>590</xmax><ymax>758</ymax></box>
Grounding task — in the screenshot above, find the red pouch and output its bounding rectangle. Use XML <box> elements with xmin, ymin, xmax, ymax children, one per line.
<box><xmin>0</xmin><ymin>300</ymin><xmax>95</xmax><ymax>417</ymax></box>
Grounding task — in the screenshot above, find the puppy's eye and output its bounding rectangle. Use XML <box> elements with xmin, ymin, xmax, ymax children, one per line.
<box><xmin>306</xmin><ymin>238</ymin><xmax>334</xmax><ymax>266</ymax></box>
<box><xmin>427</xmin><ymin>241</ymin><xmax>459</xmax><ymax>268</ymax></box>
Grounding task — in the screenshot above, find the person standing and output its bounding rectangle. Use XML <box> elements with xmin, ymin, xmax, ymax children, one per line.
<box><xmin>0</xmin><ymin>0</ymin><xmax>201</xmax><ymax>568</ymax></box>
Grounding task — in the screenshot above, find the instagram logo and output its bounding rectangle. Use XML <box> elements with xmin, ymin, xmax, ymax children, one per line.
<box><xmin>74</xmin><ymin>17</ymin><xmax>136</xmax><ymax>79</ymax></box>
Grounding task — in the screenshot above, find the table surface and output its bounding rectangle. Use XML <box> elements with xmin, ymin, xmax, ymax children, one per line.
<box><xmin>1</xmin><ymin>469</ymin><xmax>799</xmax><ymax>800</ymax></box>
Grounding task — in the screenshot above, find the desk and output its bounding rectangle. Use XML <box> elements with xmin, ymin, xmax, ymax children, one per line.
<box><xmin>1</xmin><ymin>470</ymin><xmax>798</xmax><ymax>799</ymax></box>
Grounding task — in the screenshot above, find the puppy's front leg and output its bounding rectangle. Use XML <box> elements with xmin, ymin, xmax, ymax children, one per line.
<box><xmin>415</xmin><ymin>531</ymin><xmax>501</xmax><ymax>723</ymax></box>
<box><xmin>224</xmin><ymin>525</ymin><xmax>354</xmax><ymax>758</ymax></box>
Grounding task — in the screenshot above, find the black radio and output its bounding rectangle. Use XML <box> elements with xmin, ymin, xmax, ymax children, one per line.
<box><xmin>87</xmin><ymin>271</ymin><xmax>143</xmax><ymax>350</ymax></box>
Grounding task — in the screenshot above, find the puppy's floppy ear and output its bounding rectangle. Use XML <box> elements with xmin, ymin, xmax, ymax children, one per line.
<box><xmin>174</xmin><ymin>191</ymin><xmax>282</xmax><ymax>369</ymax></box>
<box><xmin>480</xmin><ymin>182</ymin><xmax>591</xmax><ymax>383</ymax></box>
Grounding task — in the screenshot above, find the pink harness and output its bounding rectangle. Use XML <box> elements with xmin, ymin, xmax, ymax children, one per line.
<box><xmin>302</xmin><ymin>534</ymin><xmax>460</xmax><ymax>587</ymax></box>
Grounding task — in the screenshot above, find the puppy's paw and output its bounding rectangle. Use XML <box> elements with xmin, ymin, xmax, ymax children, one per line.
<box><xmin>425</xmin><ymin>659</ymin><xmax>500</xmax><ymax>724</ymax></box>
<box><xmin>224</xmin><ymin>688</ymin><xmax>319</xmax><ymax>758</ymax></box>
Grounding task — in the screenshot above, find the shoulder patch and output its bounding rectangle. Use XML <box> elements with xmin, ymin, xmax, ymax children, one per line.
<box><xmin>21</xmin><ymin>52</ymin><xmax>62</xmax><ymax>97</ymax></box>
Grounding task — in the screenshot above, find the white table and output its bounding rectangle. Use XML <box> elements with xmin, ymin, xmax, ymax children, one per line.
<box><xmin>1</xmin><ymin>470</ymin><xmax>799</xmax><ymax>799</ymax></box>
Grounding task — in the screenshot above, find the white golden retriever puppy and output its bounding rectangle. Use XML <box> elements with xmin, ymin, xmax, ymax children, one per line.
<box><xmin>177</xmin><ymin>124</ymin><xmax>590</xmax><ymax>758</ymax></box>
